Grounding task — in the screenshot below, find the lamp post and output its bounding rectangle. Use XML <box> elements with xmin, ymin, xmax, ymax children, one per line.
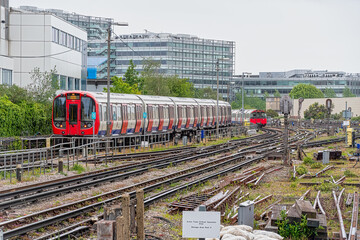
<box><xmin>106</xmin><ymin>22</ymin><xmax>128</xmax><ymax>137</ymax></box>
<box><xmin>241</xmin><ymin>72</ymin><xmax>251</xmax><ymax>126</ymax></box>
<box><xmin>216</xmin><ymin>58</ymin><xmax>230</xmax><ymax>139</ymax></box>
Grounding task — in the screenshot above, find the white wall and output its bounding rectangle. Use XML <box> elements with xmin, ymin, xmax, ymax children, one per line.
<box><xmin>8</xmin><ymin>11</ymin><xmax>87</xmax><ymax>88</ymax></box>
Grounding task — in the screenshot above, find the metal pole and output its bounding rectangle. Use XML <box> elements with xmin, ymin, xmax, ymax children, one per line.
<box><xmin>216</xmin><ymin>60</ymin><xmax>219</xmax><ymax>139</ymax></box>
<box><xmin>106</xmin><ymin>24</ymin><xmax>111</xmax><ymax>137</ymax></box>
<box><xmin>242</xmin><ymin>73</ymin><xmax>245</xmax><ymax>126</ymax></box>
<box><xmin>284</xmin><ymin>113</ymin><xmax>289</xmax><ymax>166</ymax></box>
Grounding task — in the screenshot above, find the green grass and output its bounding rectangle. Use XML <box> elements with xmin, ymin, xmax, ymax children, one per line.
<box><xmin>71</xmin><ymin>164</ymin><xmax>86</xmax><ymax>174</ymax></box>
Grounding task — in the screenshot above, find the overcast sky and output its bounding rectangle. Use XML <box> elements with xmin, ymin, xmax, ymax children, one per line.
<box><xmin>10</xmin><ymin>0</ymin><xmax>360</xmax><ymax>75</ymax></box>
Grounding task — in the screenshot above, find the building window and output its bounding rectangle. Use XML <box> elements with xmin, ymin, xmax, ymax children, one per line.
<box><xmin>68</xmin><ymin>77</ymin><xmax>74</xmax><ymax>90</ymax></box>
<box><xmin>52</xmin><ymin>28</ymin><xmax>59</xmax><ymax>44</ymax></box>
<box><xmin>60</xmin><ymin>76</ymin><xmax>67</xmax><ymax>90</ymax></box>
<box><xmin>75</xmin><ymin>78</ymin><xmax>80</xmax><ymax>90</ymax></box>
<box><xmin>2</xmin><ymin>69</ymin><xmax>12</xmax><ymax>86</ymax></box>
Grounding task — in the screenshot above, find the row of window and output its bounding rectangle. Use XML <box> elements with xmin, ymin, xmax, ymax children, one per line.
<box><xmin>243</xmin><ymin>80</ymin><xmax>349</xmax><ymax>86</ymax></box>
<box><xmin>53</xmin><ymin>74</ymin><xmax>85</xmax><ymax>91</ymax></box>
<box><xmin>52</xmin><ymin>27</ymin><xmax>85</xmax><ymax>52</ymax></box>
<box><xmin>1</xmin><ymin>68</ymin><xmax>12</xmax><ymax>86</ymax></box>
<box><xmin>98</xmin><ymin>103</ymin><xmax>230</xmax><ymax>123</ymax></box>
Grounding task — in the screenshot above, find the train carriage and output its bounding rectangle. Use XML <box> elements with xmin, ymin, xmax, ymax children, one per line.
<box><xmin>53</xmin><ymin>91</ymin><xmax>232</xmax><ymax>141</ymax></box>
<box><xmin>231</xmin><ymin>109</ymin><xmax>267</xmax><ymax>127</ymax></box>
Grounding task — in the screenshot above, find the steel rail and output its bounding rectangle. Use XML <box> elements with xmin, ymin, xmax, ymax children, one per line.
<box><xmin>2</xmin><ymin>132</ymin><xmax>282</xmax><ymax>238</ymax></box>
<box><xmin>348</xmin><ymin>192</ymin><xmax>359</xmax><ymax>240</ymax></box>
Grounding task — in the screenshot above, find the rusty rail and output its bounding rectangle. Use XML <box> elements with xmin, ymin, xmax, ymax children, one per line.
<box><xmin>313</xmin><ymin>190</ymin><xmax>326</xmax><ymax>215</ymax></box>
<box><xmin>333</xmin><ymin>190</ymin><xmax>347</xmax><ymax>240</ymax></box>
<box><xmin>348</xmin><ymin>192</ymin><xmax>358</xmax><ymax>240</ymax></box>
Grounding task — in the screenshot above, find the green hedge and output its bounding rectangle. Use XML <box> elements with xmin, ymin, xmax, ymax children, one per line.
<box><xmin>0</xmin><ymin>96</ymin><xmax>52</xmax><ymax>137</ymax></box>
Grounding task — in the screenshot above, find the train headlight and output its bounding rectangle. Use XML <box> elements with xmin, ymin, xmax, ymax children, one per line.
<box><xmin>88</xmin><ymin>123</ymin><xmax>92</xmax><ymax>128</ymax></box>
<box><xmin>55</xmin><ymin>122</ymin><xmax>60</xmax><ymax>128</ymax></box>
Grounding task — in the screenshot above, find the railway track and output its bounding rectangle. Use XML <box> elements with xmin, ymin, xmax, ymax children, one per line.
<box><xmin>0</xmin><ymin>129</ymin><xmax>283</xmax><ymax>239</ymax></box>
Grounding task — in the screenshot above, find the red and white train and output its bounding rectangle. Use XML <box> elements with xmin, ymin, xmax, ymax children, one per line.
<box><xmin>52</xmin><ymin>91</ymin><xmax>232</xmax><ymax>140</ymax></box>
<box><xmin>231</xmin><ymin>109</ymin><xmax>267</xmax><ymax>127</ymax></box>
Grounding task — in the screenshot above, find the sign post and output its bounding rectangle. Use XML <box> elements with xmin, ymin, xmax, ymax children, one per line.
<box><xmin>91</xmin><ymin>111</ymin><xmax>96</xmax><ymax>143</ymax></box>
<box><xmin>280</xmin><ymin>96</ymin><xmax>293</xmax><ymax>166</ymax></box>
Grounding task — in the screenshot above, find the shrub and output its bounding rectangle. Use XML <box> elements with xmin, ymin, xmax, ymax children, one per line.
<box><xmin>276</xmin><ymin>210</ymin><xmax>318</xmax><ymax>240</ymax></box>
<box><xmin>303</xmin><ymin>157</ymin><xmax>314</xmax><ymax>165</ymax></box>
<box><xmin>71</xmin><ymin>164</ymin><xmax>86</xmax><ymax>174</ymax></box>
<box><xmin>344</xmin><ymin>170</ymin><xmax>356</xmax><ymax>177</ymax></box>
<box><xmin>310</xmin><ymin>162</ymin><xmax>323</xmax><ymax>169</ymax></box>
<box><xmin>317</xmin><ymin>181</ymin><xmax>337</xmax><ymax>192</ymax></box>
<box><xmin>296</xmin><ymin>165</ymin><xmax>308</xmax><ymax>175</ymax></box>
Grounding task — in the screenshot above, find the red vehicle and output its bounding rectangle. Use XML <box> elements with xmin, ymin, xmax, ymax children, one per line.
<box><xmin>231</xmin><ymin>109</ymin><xmax>267</xmax><ymax>127</ymax></box>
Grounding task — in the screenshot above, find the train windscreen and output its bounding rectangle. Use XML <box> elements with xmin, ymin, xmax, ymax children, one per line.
<box><xmin>53</xmin><ymin>97</ymin><xmax>66</xmax><ymax>121</ymax></box>
<box><xmin>81</xmin><ymin>97</ymin><xmax>95</xmax><ymax>121</ymax></box>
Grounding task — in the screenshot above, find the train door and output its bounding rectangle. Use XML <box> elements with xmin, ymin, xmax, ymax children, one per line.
<box><xmin>159</xmin><ymin>105</ymin><xmax>164</xmax><ymax>131</ymax></box>
<box><xmin>67</xmin><ymin>100</ymin><xmax>80</xmax><ymax>135</ymax></box>
<box><xmin>185</xmin><ymin>106</ymin><xmax>190</xmax><ymax>128</ymax></box>
<box><xmin>116</xmin><ymin>105</ymin><xmax>122</xmax><ymax>134</ymax></box>
<box><xmin>121</xmin><ymin>105</ymin><xmax>128</xmax><ymax>134</ymax></box>
<box><xmin>147</xmin><ymin>105</ymin><xmax>153</xmax><ymax>132</ymax></box>
<box><xmin>168</xmin><ymin>105</ymin><xmax>174</xmax><ymax>130</ymax></box>
<box><xmin>163</xmin><ymin>105</ymin><xmax>169</xmax><ymax>130</ymax></box>
<box><xmin>206</xmin><ymin>106</ymin><xmax>210</xmax><ymax>126</ymax></box>
<box><xmin>135</xmin><ymin>104</ymin><xmax>142</xmax><ymax>133</ymax></box>
<box><xmin>177</xmin><ymin>105</ymin><xmax>182</xmax><ymax>129</ymax></box>
<box><xmin>193</xmin><ymin>106</ymin><xmax>198</xmax><ymax>128</ymax></box>
<box><xmin>200</xmin><ymin>106</ymin><xmax>204</xmax><ymax>127</ymax></box>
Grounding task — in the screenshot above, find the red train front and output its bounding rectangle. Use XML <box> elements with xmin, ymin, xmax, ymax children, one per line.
<box><xmin>52</xmin><ymin>91</ymin><xmax>99</xmax><ymax>136</ymax></box>
<box><xmin>249</xmin><ymin>109</ymin><xmax>267</xmax><ymax>127</ymax></box>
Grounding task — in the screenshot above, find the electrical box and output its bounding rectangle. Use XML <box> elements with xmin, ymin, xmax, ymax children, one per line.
<box><xmin>347</xmin><ymin>128</ymin><xmax>355</xmax><ymax>147</ymax></box>
<box><xmin>238</xmin><ymin>200</ymin><xmax>254</xmax><ymax>227</ymax></box>
<box><xmin>322</xmin><ymin>150</ymin><xmax>330</xmax><ymax>164</ymax></box>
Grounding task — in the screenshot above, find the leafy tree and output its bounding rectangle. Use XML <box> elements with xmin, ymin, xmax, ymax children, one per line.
<box><xmin>289</xmin><ymin>84</ymin><xmax>324</xmax><ymax>99</ymax></box>
<box><xmin>167</xmin><ymin>76</ymin><xmax>195</xmax><ymax>97</ymax></box>
<box><xmin>304</xmin><ymin>102</ymin><xmax>327</xmax><ymax>119</ymax></box>
<box><xmin>141</xmin><ymin>59</ymin><xmax>170</xmax><ymax>96</ymax></box>
<box><xmin>274</xmin><ymin>90</ymin><xmax>281</xmax><ymax>98</ymax></box>
<box><xmin>323</xmin><ymin>88</ymin><xmax>336</xmax><ymax>98</ymax></box>
<box><xmin>231</xmin><ymin>90</ymin><xmax>265</xmax><ymax>110</ymax></box>
<box><xmin>0</xmin><ymin>84</ymin><xmax>33</xmax><ymax>104</ymax></box>
<box><xmin>195</xmin><ymin>87</ymin><xmax>219</xmax><ymax>100</ymax></box>
<box><xmin>124</xmin><ymin>60</ymin><xmax>144</xmax><ymax>91</ymax></box>
<box><xmin>105</xmin><ymin>76</ymin><xmax>141</xmax><ymax>94</ymax></box>
<box><xmin>342</xmin><ymin>86</ymin><xmax>356</xmax><ymax>97</ymax></box>
<box><xmin>266</xmin><ymin>109</ymin><xmax>279</xmax><ymax>118</ymax></box>
<box><xmin>28</xmin><ymin>67</ymin><xmax>58</xmax><ymax>103</ymax></box>
<box><xmin>264</xmin><ymin>91</ymin><xmax>270</xmax><ymax>98</ymax></box>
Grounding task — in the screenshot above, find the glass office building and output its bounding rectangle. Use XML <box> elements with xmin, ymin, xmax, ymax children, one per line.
<box><xmin>231</xmin><ymin>69</ymin><xmax>360</xmax><ymax>99</ymax></box>
<box><xmin>88</xmin><ymin>32</ymin><xmax>235</xmax><ymax>98</ymax></box>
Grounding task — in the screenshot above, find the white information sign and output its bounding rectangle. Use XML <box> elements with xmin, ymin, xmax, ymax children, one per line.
<box><xmin>182</xmin><ymin>211</ymin><xmax>220</xmax><ymax>238</ymax></box>
<box><xmin>343</xmin><ymin>120</ymin><xmax>350</xmax><ymax>126</ymax></box>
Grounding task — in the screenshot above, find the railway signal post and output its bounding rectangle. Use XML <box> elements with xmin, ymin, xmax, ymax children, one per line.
<box><xmin>280</xmin><ymin>96</ymin><xmax>293</xmax><ymax>166</ymax></box>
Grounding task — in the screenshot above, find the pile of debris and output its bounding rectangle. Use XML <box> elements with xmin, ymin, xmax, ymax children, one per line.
<box><xmin>206</xmin><ymin>225</ymin><xmax>284</xmax><ymax>240</ymax></box>
<box><xmin>265</xmin><ymin>200</ymin><xmax>327</xmax><ymax>240</ymax></box>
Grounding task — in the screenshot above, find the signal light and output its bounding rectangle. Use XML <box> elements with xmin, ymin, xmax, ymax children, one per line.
<box><xmin>84</xmin><ymin>125</ymin><xmax>87</xmax><ymax>128</ymax></box>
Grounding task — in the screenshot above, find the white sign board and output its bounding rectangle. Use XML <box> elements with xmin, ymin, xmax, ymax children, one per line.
<box><xmin>182</xmin><ymin>211</ymin><xmax>220</xmax><ymax>238</ymax></box>
<box><xmin>343</xmin><ymin>120</ymin><xmax>350</xmax><ymax>126</ymax></box>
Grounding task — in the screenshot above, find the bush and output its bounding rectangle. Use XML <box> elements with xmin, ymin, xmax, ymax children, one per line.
<box><xmin>303</xmin><ymin>157</ymin><xmax>314</xmax><ymax>165</ymax></box>
<box><xmin>310</xmin><ymin>162</ymin><xmax>323</xmax><ymax>169</ymax></box>
<box><xmin>296</xmin><ymin>165</ymin><xmax>308</xmax><ymax>175</ymax></box>
<box><xmin>276</xmin><ymin>210</ymin><xmax>318</xmax><ymax>240</ymax></box>
<box><xmin>344</xmin><ymin>170</ymin><xmax>356</xmax><ymax>177</ymax></box>
<box><xmin>71</xmin><ymin>164</ymin><xmax>86</xmax><ymax>174</ymax></box>
<box><xmin>317</xmin><ymin>181</ymin><xmax>337</xmax><ymax>192</ymax></box>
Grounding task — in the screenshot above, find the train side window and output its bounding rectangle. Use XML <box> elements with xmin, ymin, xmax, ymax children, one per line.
<box><xmin>182</xmin><ymin>106</ymin><xmax>186</xmax><ymax>119</ymax></box>
<box><xmin>99</xmin><ymin>105</ymin><xmax>103</xmax><ymax>121</ymax></box>
<box><xmin>164</xmin><ymin>106</ymin><xmax>169</xmax><ymax>119</ymax></box>
<box><xmin>113</xmin><ymin>106</ymin><xmax>117</xmax><ymax>121</ymax></box>
<box><xmin>103</xmin><ymin>105</ymin><xmax>107</xmax><ymax>121</ymax></box>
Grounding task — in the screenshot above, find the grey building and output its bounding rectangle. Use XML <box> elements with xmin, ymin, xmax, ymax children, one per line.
<box><xmin>19</xmin><ymin>6</ymin><xmax>113</xmax><ymax>40</ymax></box>
<box><xmin>231</xmin><ymin>69</ymin><xmax>360</xmax><ymax>100</ymax></box>
<box><xmin>88</xmin><ymin>32</ymin><xmax>235</xmax><ymax>98</ymax></box>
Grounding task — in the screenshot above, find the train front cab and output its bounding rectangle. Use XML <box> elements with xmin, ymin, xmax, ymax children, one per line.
<box><xmin>53</xmin><ymin>92</ymin><xmax>98</xmax><ymax>136</ymax></box>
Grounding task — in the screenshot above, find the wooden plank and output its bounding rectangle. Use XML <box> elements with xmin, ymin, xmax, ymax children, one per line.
<box><xmin>136</xmin><ymin>190</ymin><xmax>145</xmax><ymax>240</ymax></box>
<box><xmin>122</xmin><ymin>193</ymin><xmax>131</xmax><ymax>240</ymax></box>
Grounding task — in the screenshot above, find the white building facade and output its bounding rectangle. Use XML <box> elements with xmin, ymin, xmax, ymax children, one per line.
<box><xmin>0</xmin><ymin>3</ymin><xmax>88</xmax><ymax>90</ymax></box>
<box><xmin>0</xmin><ymin>0</ymin><xmax>14</xmax><ymax>86</ymax></box>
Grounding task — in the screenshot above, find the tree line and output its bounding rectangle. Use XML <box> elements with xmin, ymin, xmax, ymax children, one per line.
<box><xmin>105</xmin><ymin>59</ymin><xmax>219</xmax><ymax>100</ymax></box>
<box><xmin>0</xmin><ymin>68</ymin><xmax>57</xmax><ymax>137</ymax></box>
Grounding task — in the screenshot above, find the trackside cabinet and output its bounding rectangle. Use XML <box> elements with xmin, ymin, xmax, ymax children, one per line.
<box><xmin>238</xmin><ymin>200</ymin><xmax>254</xmax><ymax>227</ymax></box>
<box><xmin>347</xmin><ymin>128</ymin><xmax>355</xmax><ymax>147</ymax></box>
